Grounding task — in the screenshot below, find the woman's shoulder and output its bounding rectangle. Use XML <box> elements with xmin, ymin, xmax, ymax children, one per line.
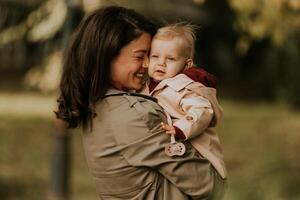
<box><xmin>101</xmin><ymin>90</ymin><xmax>157</xmax><ymax>108</ymax></box>
<box><xmin>98</xmin><ymin>90</ymin><xmax>162</xmax><ymax>121</ymax></box>
<box><xmin>98</xmin><ymin>91</ymin><xmax>166</xmax><ymax>144</ymax></box>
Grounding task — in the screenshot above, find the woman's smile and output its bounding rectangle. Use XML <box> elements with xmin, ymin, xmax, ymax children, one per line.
<box><xmin>135</xmin><ymin>71</ymin><xmax>145</xmax><ymax>78</ymax></box>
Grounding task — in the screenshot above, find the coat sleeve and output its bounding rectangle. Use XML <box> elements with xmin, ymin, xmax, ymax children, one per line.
<box><xmin>173</xmin><ymin>91</ymin><xmax>214</xmax><ymax>140</ymax></box>
<box><xmin>111</xmin><ymin>95</ymin><xmax>214</xmax><ymax>199</ymax></box>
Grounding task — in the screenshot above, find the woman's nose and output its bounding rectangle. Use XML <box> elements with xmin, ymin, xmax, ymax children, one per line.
<box><xmin>142</xmin><ymin>55</ymin><xmax>149</xmax><ymax>68</ymax></box>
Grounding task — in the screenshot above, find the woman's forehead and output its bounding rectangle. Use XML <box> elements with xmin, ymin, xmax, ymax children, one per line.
<box><xmin>125</xmin><ymin>33</ymin><xmax>152</xmax><ymax>53</ymax></box>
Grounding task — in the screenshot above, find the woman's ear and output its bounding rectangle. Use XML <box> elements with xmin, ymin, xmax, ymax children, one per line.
<box><xmin>184</xmin><ymin>59</ymin><xmax>193</xmax><ymax>70</ymax></box>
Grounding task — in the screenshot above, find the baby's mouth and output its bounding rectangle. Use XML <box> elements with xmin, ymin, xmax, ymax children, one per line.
<box><xmin>155</xmin><ymin>69</ymin><xmax>165</xmax><ymax>74</ymax></box>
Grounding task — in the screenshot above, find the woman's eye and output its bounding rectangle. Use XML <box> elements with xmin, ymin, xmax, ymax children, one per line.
<box><xmin>135</xmin><ymin>55</ymin><xmax>144</xmax><ymax>60</ymax></box>
<box><xmin>151</xmin><ymin>55</ymin><xmax>158</xmax><ymax>58</ymax></box>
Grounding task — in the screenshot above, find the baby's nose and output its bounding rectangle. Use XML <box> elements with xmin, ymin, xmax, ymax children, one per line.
<box><xmin>158</xmin><ymin>59</ymin><xmax>166</xmax><ymax>67</ymax></box>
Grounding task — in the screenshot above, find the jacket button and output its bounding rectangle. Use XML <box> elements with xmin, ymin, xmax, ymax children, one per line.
<box><xmin>185</xmin><ymin>115</ymin><xmax>193</xmax><ymax>121</ymax></box>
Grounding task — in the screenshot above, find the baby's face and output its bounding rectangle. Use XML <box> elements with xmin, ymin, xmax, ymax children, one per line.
<box><xmin>148</xmin><ymin>37</ymin><xmax>188</xmax><ymax>82</ymax></box>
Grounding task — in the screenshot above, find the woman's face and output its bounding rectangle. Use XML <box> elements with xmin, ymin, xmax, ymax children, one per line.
<box><xmin>110</xmin><ymin>33</ymin><xmax>152</xmax><ymax>91</ymax></box>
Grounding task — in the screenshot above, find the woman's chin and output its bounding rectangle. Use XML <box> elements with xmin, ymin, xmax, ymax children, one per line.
<box><xmin>130</xmin><ymin>81</ymin><xmax>143</xmax><ymax>91</ymax></box>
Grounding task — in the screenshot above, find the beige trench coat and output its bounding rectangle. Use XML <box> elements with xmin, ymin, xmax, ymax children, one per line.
<box><xmin>141</xmin><ymin>74</ymin><xmax>227</xmax><ymax>179</ymax></box>
<box><xmin>82</xmin><ymin>89</ymin><xmax>221</xmax><ymax>200</ymax></box>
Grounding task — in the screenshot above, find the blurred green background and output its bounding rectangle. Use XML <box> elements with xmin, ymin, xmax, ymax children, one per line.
<box><xmin>1</xmin><ymin>0</ymin><xmax>300</xmax><ymax>199</ymax></box>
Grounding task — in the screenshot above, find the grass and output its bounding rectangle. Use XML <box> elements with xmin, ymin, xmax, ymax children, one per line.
<box><xmin>221</xmin><ymin>101</ymin><xmax>300</xmax><ymax>200</ymax></box>
<box><xmin>0</xmin><ymin>92</ymin><xmax>97</xmax><ymax>200</ymax></box>
<box><xmin>1</xmin><ymin>91</ymin><xmax>300</xmax><ymax>200</ymax></box>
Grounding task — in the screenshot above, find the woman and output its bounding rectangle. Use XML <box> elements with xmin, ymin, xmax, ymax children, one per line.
<box><xmin>56</xmin><ymin>6</ymin><xmax>223</xmax><ymax>200</ymax></box>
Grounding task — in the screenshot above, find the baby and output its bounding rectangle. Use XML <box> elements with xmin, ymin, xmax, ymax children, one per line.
<box><xmin>141</xmin><ymin>23</ymin><xmax>227</xmax><ymax>185</ymax></box>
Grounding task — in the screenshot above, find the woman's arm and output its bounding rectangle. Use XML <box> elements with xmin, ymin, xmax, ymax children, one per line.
<box><xmin>111</xmin><ymin>94</ymin><xmax>214</xmax><ymax>199</ymax></box>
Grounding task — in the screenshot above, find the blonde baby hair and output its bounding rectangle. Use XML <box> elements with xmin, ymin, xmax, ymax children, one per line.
<box><xmin>154</xmin><ymin>22</ymin><xmax>198</xmax><ymax>59</ymax></box>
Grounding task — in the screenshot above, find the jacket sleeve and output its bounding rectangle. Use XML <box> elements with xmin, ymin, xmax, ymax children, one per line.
<box><xmin>173</xmin><ymin>92</ymin><xmax>214</xmax><ymax>140</ymax></box>
<box><xmin>112</xmin><ymin>95</ymin><xmax>214</xmax><ymax>199</ymax></box>
<box><xmin>185</xmin><ymin>83</ymin><xmax>223</xmax><ymax>128</ymax></box>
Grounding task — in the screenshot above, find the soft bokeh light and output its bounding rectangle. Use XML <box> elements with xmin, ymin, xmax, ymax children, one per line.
<box><xmin>24</xmin><ymin>51</ymin><xmax>62</xmax><ymax>93</ymax></box>
<box><xmin>229</xmin><ymin>0</ymin><xmax>300</xmax><ymax>51</ymax></box>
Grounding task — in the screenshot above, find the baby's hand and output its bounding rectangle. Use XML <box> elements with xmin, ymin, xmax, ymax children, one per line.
<box><xmin>160</xmin><ymin>122</ymin><xmax>176</xmax><ymax>135</ymax></box>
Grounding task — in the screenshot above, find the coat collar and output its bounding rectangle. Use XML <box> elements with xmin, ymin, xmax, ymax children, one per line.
<box><xmin>105</xmin><ymin>88</ymin><xmax>127</xmax><ymax>96</ymax></box>
<box><xmin>105</xmin><ymin>88</ymin><xmax>157</xmax><ymax>102</ymax></box>
<box><xmin>150</xmin><ymin>74</ymin><xmax>194</xmax><ymax>94</ymax></box>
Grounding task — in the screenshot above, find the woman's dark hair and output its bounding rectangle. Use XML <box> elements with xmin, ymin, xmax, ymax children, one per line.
<box><xmin>56</xmin><ymin>6</ymin><xmax>157</xmax><ymax>129</ymax></box>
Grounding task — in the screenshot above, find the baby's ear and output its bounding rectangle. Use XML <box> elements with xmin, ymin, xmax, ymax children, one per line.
<box><xmin>184</xmin><ymin>59</ymin><xmax>193</xmax><ymax>70</ymax></box>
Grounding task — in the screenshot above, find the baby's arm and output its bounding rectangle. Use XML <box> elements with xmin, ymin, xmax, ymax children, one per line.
<box><xmin>160</xmin><ymin>122</ymin><xmax>175</xmax><ymax>135</ymax></box>
<box><xmin>160</xmin><ymin>122</ymin><xmax>186</xmax><ymax>139</ymax></box>
<box><xmin>173</xmin><ymin>90</ymin><xmax>214</xmax><ymax>140</ymax></box>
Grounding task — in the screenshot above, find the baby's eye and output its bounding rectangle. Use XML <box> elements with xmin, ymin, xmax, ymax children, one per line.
<box><xmin>151</xmin><ymin>55</ymin><xmax>158</xmax><ymax>58</ymax></box>
<box><xmin>167</xmin><ymin>57</ymin><xmax>175</xmax><ymax>61</ymax></box>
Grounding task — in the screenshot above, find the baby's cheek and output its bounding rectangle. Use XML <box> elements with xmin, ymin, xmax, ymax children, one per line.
<box><xmin>148</xmin><ymin>67</ymin><xmax>154</xmax><ymax>76</ymax></box>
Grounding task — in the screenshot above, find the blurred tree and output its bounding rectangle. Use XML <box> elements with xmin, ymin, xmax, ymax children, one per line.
<box><xmin>193</xmin><ymin>0</ymin><xmax>237</xmax><ymax>83</ymax></box>
<box><xmin>0</xmin><ymin>0</ymin><xmax>41</xmax><ymax>72</ymax></box>
<box><xmin>228</xmin><ymin>0</ymin><xmax>300</xmax><ymax>108</ymax></box>
<box><xmin>229</xmin><ymin>0</ymin><xmax>300</xmax><ymax>53</ymax></box>
<box><xmin>0</xmin><ymin>0</ymin><xmax>82</xmax><ymax>92</ymax></box>
<box><xmin>1</xmin><ymin>0</ymin><xmax>299</xmax><ymax>106</ymax></box>
<box><xmin>0</xmin><ymin>0</ymin><xmax>67</xmax><ymax>46</ymax></box>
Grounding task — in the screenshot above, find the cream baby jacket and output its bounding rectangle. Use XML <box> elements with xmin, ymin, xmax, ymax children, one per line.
<box><xmin>141</xmin><ymin>74</ymin><xmax>227</xmax><ymax>178</ymax></box>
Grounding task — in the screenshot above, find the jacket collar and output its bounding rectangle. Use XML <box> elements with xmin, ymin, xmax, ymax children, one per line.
<box><xmin>105</xmin><ymin>88</ymin><xmax>157</xmax><ymax>102</ymax></box>
<box><xmin>105</xmin><ymin>88</ymin><xmax>127</xmax><ymax>96</ymax></box>
<box><xmin>150</xmin><ymin>74</ymin><xmax>194</xmax><ymax>94</ymax></box>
